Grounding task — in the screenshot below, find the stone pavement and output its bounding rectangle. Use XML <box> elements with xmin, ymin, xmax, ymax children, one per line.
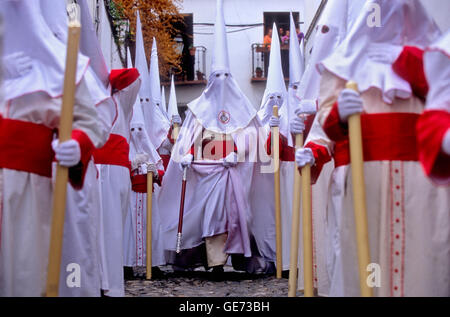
<box><xmin>125</xmin><ymin>266</ymin><xmax>304</xmax><ymax>297</ymax></box>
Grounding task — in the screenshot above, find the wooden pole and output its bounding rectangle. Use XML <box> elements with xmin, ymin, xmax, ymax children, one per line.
<box><xmin>346</xmin><ymin>81</ymin><xmax>373</xmax><ymax>297</ymax></box>
<box><xmin>146</xmin><ymin>171</ymin><xmax>153</xmax><ymax>280</ymax></box>
<box><xmin>46</xmin><ymin>20</ymin><xmax>81</xmax><ymax>297</ymax></box>
<box><xmin>288</xmin><ymin>133</ymin><xmax>303</xmax><ymax>297</ymax></box>
<box><xmin>301</xmin><ymin>157</ymin><xmax>313</xmax><ymax>297</ymax></box>
<box><xmin>272</xmin><ymin>106</ymin><xmax>282</xmax><ymax>279</ymax></box>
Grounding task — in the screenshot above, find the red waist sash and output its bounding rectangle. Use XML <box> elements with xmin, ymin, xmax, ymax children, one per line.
<box><xmin>0</xmin><ymin>117</ymin><xmax>55</xmax><ymax>177</ymax></box>
<box><xmin>334</xmin><ymin>113</ymin><xmax>419</xmax><ymax>167</ymax></box>
<box><xmin>93</xmin><ymin>133</ymin><xmax>131</xmax><ymax>170</ymax></box>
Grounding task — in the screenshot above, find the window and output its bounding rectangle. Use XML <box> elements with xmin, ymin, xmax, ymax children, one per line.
<box><xmin>164</xmin><ymin>13</ymin><xmax>207</xmax><ymax>85</ymax></box>
<box><xmin>252</xmin><ymin>12</ymin><xmax>302</xmax><ymax>82</ymax></box>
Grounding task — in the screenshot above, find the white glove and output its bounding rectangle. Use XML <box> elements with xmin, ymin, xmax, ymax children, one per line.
<box><xmin>140</xmin><ymin>163</ymin><xmax>157</xmax><ymax>175</ymax></box>
<box><xmin>290</xmin><ymin>115</ymin><xmax>305</xmax><ymax>135</ymax></box>
<box><xmin>223</xmin><ymin>152</ymin><xmax>238</xmax><ymax>168</ymax></box>
<box><xmin>269</xmin><ymin>115</ymin><xmax>280</xmax><ymax>127</ymax></box>
<box><xmin>2</xmin><ymin>52</ymin><xmax>33</xmax><ymax>79</ymax></box>
<box><xmin>172</xmin><ymin>114</ymin><xmax>182</xmax><ymax>126</ymax></box>
<box><xmin>337</xmin><ymin>89</ymin><xmax>363</xmax><ymax>122</ymax></box>
<box><xmin>295</xmin><ymin>147</ymin><xmax>315</xmax><ymax>168</ymax></box>
<box><xmin>51</xmin><ymin>139</ymin><xmax>81</xmax><ymax>167</ymax></box>
<box><xmin>180</xmin><ymin>153</ymin><xmax>193</xmax><ymax>169</ymax></box>
<box><xmin>442</xmin><ymin>129</ymin><xmax>450</xmax><ymax>156</ymax></box>
<box><xmin>131</xmin><ymin>153</ymin><xmax>149</xmax><ymax>170</ymax></box>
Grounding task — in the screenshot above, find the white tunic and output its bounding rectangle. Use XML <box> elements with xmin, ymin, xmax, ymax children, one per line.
<box><xmin>0</xmin><ymin>78</ymin><xmax>105</xmax><ymax>296</ymax></box>
<box><xmin>317</xmin><ymin>70</ymin><xmax>450</xmax><ymax>297</ymax></box>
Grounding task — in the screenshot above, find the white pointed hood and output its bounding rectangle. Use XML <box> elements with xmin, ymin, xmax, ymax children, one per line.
<box><xmin>38</xmin><ymin>0</ymin><xmax>111</xmax><ymax>108</ymax></box>
<box><xmin>187</xmin><ymin>0</ymin><xmax>257</xmax><ymax>134</ymax></box>
<box><xmin>211</xmin><ymin>0</ymin><xmax>230</xmax><ymax>73</ymax></box>
<box><xmin>78</xmin><ymin>0</ymin><xmax>110</xmax><ymax>89</ymax></box>
<box><xmin>318</xmin><ymin>0</ymin><xmax>441</xmax><ymax>104</ymax></box>
<box><xmin>168</xmin><ymin>75</ymin><xmax>180</xmax><ymax>119</ymax></box>
<box><xmin>298</xmin><ymin>0</ymin><xmax>365</xmax><ymax>101</ymax></box>
<box><xmin>134</xmin><ymin>11</ymin><xmax>150</xmax><ymax>101</ymax></box>
<box><xmin>130</xmin><ymin>98</ymin><xmax>162</xmax><ymax>167</ymax></box>
<box><xmin>1</xmin><ymin>1</ymin><xmax>89</xmax><ymax>101</ymax></box>
<box><xmin>258</xmin><ymin>22</ymin><xmax>289</xmax><ymax>136</ymax></box>
<box><xmin>149</xmin><ymin>38</ymin><xmax>163</xmax><ymax>108</ymax></box>
<box><xmin>134</xmin><ymin>13</ymin><xmax>170</xmax><ymax>149</ymax></box>
<box><xmin>289</xmin><ymin>13</ymin><xmax>305</xmax><ymax>87</ymax></box>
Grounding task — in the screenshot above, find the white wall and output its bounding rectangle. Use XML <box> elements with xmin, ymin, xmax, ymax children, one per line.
<box><xmin>174</xmin><ymin>0</ymin><xmax>316</xmax><ymax>109</ymax></box>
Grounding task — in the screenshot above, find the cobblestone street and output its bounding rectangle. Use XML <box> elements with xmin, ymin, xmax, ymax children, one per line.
<box><xmin>125</xmin><ymin>266</ymin><xmax>304</xmax><ymax>297</ymax></box>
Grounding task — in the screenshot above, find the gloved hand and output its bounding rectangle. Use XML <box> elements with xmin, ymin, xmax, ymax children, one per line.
<box><xmin>442</xmin><ymin>129</ymin><xmax>450</xmax><ymax>156</ymax></box>
<box><xmin>269</xmin><ymin>115</ymin><xmax>280</xmax><ymax>127</ymax></box>
<box><xmin>140</xmin><ymin>163</ymin><xmax>157</xmax><ymax>175</ymax></box>
<box><xmin>2</xmin><ymin>52</ymin><xmax>33</xmax><ymax>79</ymax></box>
<box><xmin>295</xmin><ymin>147</ymin><xmax>315</xmax><ymax>168</ymax></box>
<box><xmin>172</xmin><ymin>114</ymin><xmax>182</xmax><ymax>126</ymax></box>
<box><xmin>131</xmin><ymin>153</ymin><xmax>149</xmax><ymax>170</ymax></box>
<box><xmin>223</xmin><ymin>152</ymin><xmax>238</xmax><ymax>168</ymax></box>
<box><xmin>337</xmin><ymin>89</ymin><xmax>363</xmax><ymax>122</ymax></box>
<box><xmin>290</xmin><ymin>115</ymin><xmax>305</xmax><ymax>135</ymax></box>
<box><xmin>180</xmin><ymin>153</ymin><xmax>193</xmax><ymax>169</ymax></box>
<box><xmin>51</xmin><ymin>139</ymin><xmax>81</xmax><ymax>167</ymax></box>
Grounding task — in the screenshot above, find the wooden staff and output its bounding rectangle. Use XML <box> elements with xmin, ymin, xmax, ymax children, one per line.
<box><xmin>46</xmin><ymin>17</ymin><xmax>81</xmax><ymax>297</ymax></box>
<box><xmin>146</xmin><ymin>168</ymin><xmax>154</xmax><ymax>280</ymax></box>
<box><xmin>272</xmin><ymin>106</ymin><xmax>282</xmax><ymax>279</ymax></box>
<box><xmin>288</xmin><ymin>132</ymin><xmax>303</xmax><ymax>297</ymax></box>
<box><xmin>301</xmin><ymin>146</ymin><xmax>313</xmax><ymax>297</ymax></box>
<box><xmin>346</xmin><ymin>81</ymin><xmax>372</xmax><ymax>297</ymax></box>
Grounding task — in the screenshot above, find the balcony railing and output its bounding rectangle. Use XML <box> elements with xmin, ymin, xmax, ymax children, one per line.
<box><xmin>162</xmin><ymin>46</ymin><xmax>207</xmax><ymax>86</ymax></box>
<box><xmin>251</xmin><ymin>43</ymin><xmax>290</xmax><ymax>82</ymax></box>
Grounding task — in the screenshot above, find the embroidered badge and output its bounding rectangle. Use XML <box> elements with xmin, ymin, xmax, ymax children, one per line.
<box><xmin>218</xmin><ymin>110</ymin><xmax>230</xmax><ymax>124</ymax></box>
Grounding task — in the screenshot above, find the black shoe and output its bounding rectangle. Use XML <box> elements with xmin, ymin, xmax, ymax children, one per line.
<box><xmin>151</xmin><ymin>266</ymin><xmax>165</xmax><ymax>279</ymax></box>
<box><xmin>210</xmin><ymin>266</ymin><xmax>225</xmax><ymax>282</ymax></box>
<box><xmin>124</xmin><ymin>266</ymin><xmax>134</xmax><ymax>280</ymax></box>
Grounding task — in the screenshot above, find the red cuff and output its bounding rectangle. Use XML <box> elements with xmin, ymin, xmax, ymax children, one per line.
<box><xmin>130</xmin><ymin>169</ymin><xmax>165</xmax><ymax>193</ymax></box>
<box><xmin>416</xmin><ymin>110</ymin><xmax>450</xmax><ymax>183</ymax></box>
<box><xmin>69</xmin><ymin>129</ymin><xmax>95</xmax><ymax>189</ymax></box>
<box><xmin>266</xmin><ymin>131</ymin><xmax>295</xmax><ymax>161</ymax></box>
<box><xmin>304</xmin><ymin>142</ymin><xmax>332</xmax><ymax>184</ymax></box>
<box><xmin>323</xmin><ymin>101</ymin><xmax>349</xmax><ymax>142</ymax></box>
<box><xmin>392</xmin><ymin>46</ymin><xmax>429</xmax><ymax>100</ymax></box>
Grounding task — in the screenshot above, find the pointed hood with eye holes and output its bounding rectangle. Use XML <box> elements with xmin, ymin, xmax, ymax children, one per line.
<box><xmin>186</xmin><ymin>0</ymin><xmax>257</xmax><ymax>134</ymax></box>
<box><xmin>134</xmin><ymin>12</ymin><xmax>170</xmax><ymax>150</ymax></box>
<box><xmin>258</xmin><ymin>22</ymin><xmax>289</xmax><ymax>137</ymax></box>
<box><xmin>318</xmin><ymin>0</ymin><xmax>441</xmax><ymax>104</ymax></box>
<box><xmin>129</xmin><ymin>98</ymin><xmax>162</xmax><ymax>168</ymax></box>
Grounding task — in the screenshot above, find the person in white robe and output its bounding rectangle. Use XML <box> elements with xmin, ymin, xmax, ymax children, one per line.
<box><xmin>296</xmin><ymin>0</ymin><xmax>449</xmax><ymax>296</ymax></box>
<box><xmin>157</xmin><ymin>0</ymin><xmax>275</xmax><ymax>278</ymax></box>
<box><xmin>291</xmin><ymin>0</ymin><xmax>367</xmax><ymax>296</ymax></box>
<box><xmin>0</xmin><ymin>1</ymin><xmax>110</xmax><ymax>296</ymax></box>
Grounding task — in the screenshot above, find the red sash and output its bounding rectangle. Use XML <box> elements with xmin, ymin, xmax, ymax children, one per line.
<box><xmin>93</xmin><ymin>133</ymin><xmax>131</xmax><ymax>170</ymax></box>
<box><xmin>333</xmin><ymin>113</ymin><xmax>419</xmax><ymax>167</ymax></box>
<box><xmin>0</xmin><ymin>116</ymin><xmax>55</xmax><ymax>177</ymax></box>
